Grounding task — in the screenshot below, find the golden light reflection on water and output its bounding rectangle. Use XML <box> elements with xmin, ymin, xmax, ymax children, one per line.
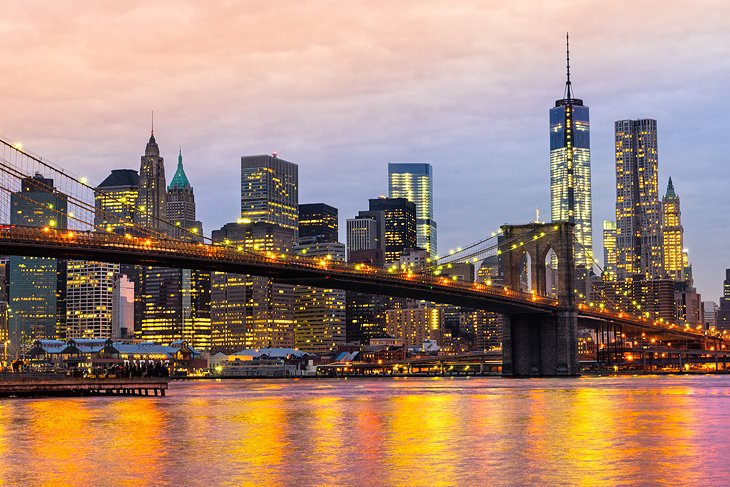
<box><xmin>225</xmin><ymin>396</ymin><xmax>289</xmax><ymax>484</ymax></box>
<box><xmin>0</xmin><ymin>377</ymin><xmax>729</xmax><ymax>485</ymax></box>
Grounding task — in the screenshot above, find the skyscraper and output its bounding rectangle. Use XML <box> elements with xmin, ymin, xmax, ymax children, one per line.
<box><xmin>614</xmin><ymin>118</ymin><xmax>663</xmax><ymax>279</ymax></box>
<box><xmin>298</xmin><ymin>203</ymin><xmax>338</xmax><ymax>243</ymax></box>
<box><xmin>345</xmin><ymin>212</ymin><xmax>387</xmax><ymax>344</ymax></box>
<box><xmin>95</xmin><ymin>169</ymin><xmax>140</xmax><ymax>336</ymax></box>
<box><xmin>662</xmin><ymin>177</ymin><xmax>684</xmax><ymax>281</ymax></box>
<box><xmin>368</xmin><ymin>197</ymin><xmax>417</xmax><ymax>265</ymax></box>
<box><xmin>64</xmin><ymin>261</ymin><xmax>118</xmax><ymax>339</ymax></box>
<box><xmin>241</xmin><ymin>154</ymin><xmax>298</xmax><ymax>231</ymax></box>
<box><xmin>139</xmin><ymin>146</ymin><xmax>210</xmax><ymax>349</ymax></box>
<box><xmin>717</xmin><ymin>270</ymin><xmax>730</xmax><ymax>330</ymax></box>
<box><xmin>8</xmin><ymin>174</ymin><xmax>68</xmax><ymax>350</ymax></box>
<box><xmin>294</xmin><ymin>203</ymin><xmax>345</xmax><ymax>353</ymax></box>
<box><xmin>346</xmin><ymin>215</ymin><xmax>382</xmax><ymax>257</ymax></box>
<box><xmin>293</xmin><ymin>240</ymin><xmax>346</xmax><ymax>354</ymax></box>
<box><xmin>215</xmin><ymin>154</ymin><xmax>300</xmax><ymax>350</ymax></box>
<box><xmin>138</xmin><ymin>266</ymin><xmax>211</xmax><ymax>349</ymax></box>
<box><xmin>210</xmin><ymin>221</ymin><xmax>296</xmax><ymax>351</ymax></box>
<box><xmin>388</xmin><ymin>163</ymin><xmax>437</xmax><ymax>258</ymax></box>
<box><xmin>549</xmin><ymin>34</ymin><xmax>593</xmax><ymax>269</ymax></box>
<box><xmin>167</xmin><ymin>149</ymin><xmax>203</xmax><ymax>241</ymax></box>
<box><xmin>135</xmin><ymin>131</ymin><xmax>167</xmax><ymax>234</ymax></box>
<box><xmin>95</xmin><ymin>169</ymin><xmax>139</xmax><ymax>234</ymax></box>
<box><xmin>602</xmin><ymin>220</ymin><xmax>617</xmax><ymax>280</ymax></box>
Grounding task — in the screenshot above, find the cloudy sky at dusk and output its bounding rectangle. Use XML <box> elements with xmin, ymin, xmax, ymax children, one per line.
<box><xmin>1</xmin><ymin>1</ymin><xmax>729</xmax><ymax>298</ymax></box>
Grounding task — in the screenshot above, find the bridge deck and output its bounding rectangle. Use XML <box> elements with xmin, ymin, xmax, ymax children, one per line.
<box><xmin>0</xmin><ymin>226</ymin><xmax>719</xmax><ymax>342</ymax></box>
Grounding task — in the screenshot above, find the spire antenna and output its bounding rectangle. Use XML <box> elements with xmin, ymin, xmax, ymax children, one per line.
<box><xmin>564</xmin><ymin>32</ymin><xmax>573</xmax><ymax>99</ymax></box>
<box><xmin>151</xmin><ymin>110</ymin><xmax>154</xmax><ymax>135</ymax></box>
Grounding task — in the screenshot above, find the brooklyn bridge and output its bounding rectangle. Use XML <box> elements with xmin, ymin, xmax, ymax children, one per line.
<box><xmin>0</xmin><ymin>136</ymin><xmax>723</xmax><ymax>376</ymax></box>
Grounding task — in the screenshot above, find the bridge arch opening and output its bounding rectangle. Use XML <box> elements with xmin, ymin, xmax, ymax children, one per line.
<box><xmin>543</xmin><ymin>247</ymin><xmax>559</xmax><ymax>298</ymax></box>
<box><xmin>518</xmin><ymin>250</ymin><xmax>532</xmax><ymax>293</ymax></box>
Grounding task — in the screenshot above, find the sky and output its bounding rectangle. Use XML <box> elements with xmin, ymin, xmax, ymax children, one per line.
<box><xmin>1</xmin><ymin>0</ymin><xmax>729</xmax><ymax>299</ymax></box>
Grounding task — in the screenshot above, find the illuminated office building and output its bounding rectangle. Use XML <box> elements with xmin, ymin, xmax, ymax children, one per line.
<box><xmin>388</xmin><ymin>163</ymin><xmax>437</xmax><ymax>258</ymax></box>
<box><xmin>64</xmin><ymin>261</ymin><xmax>118</xmax><ymax>339</ymax></box>
<box><xmin>140</xmin><ymin>144</ymin><xmax>210</xmax><ymax>349</ymax></box>
<box><xmin>299</xmin><ymin>203</ymin><xmax>338</xmax><ymax>243</ymax></box>
<box><xmin>94</xmin><ymin>169</ymin><xmax>139</xmax><ymax>332</ymax></box>
<box><xmin>614</xmin><ymin>118</ymin><xmax>663</xmax><ymax>279</ymax></box>
<box><xmin>241</xmin><ymin>154</ymin><xmax>298</xmax><ymax>231</ymax></box>
<box><xmin>139</xmin><ymin>266</ymin><xmax>211</xmax><ymax>349</ymax></box>
<box><xmin>167</xmin><ymin>149</ymin><xmax>203</xmax><ymax>241</ymax></box>
<box><xmin>717</xmin><ymin>270</ymin><xmax>730</xmax><ymax>330</ymax></box>
<box><xmin>0</xmin><ymin>260</ymin><xmax>8</xmax><ymax>346</ymax></box>
<box><xmin>95</xmin><ymin>169</ymin><xmax>139</xmax><ymax>234</ymax></box>
<box><xmin>602</xmin><ymin>220</ymin><xmax>617</xmax><ymax>280</ymax></box>
<box><xmin>549</xmin><ymin>35</ymin><xmax>593</xmax><ymax>270</ymax></box>
<box><xmin>135</xmin><ymin>131</ymin><xmax>167</xmax><ymax>234</ymax></box>
<box><xmin>346</xmin><ymin>214</ymin><xmax>383</xmax><ymax>259</ymax></box>
<box><xmin>8</xmin><ymin>174</ymin><xmax>68</xmax><ymax>350</ymax></box>
<box><xmin>211</xmin><ymin>221</ymin><xmax>297</xmax><ymax>352</ymax></box>
<box><xmin>368</xmin><ymin>197</ymin><xmax>417</xmax><ymax>265</ymax></box>
<box><xmin>385</xmin><ymin>307</ymin><xmax>443</xmax><ymax>348</ymax></box>
<box><xmin>662</xmin><ymin>178</ymin><xmax>684</xmax><ymax>282</ymax></box>
<box><xmin>293</xmin><ymin>240</ymin><xmax>346</xmax><ymax>354</ymax></box>
<box><xmin>112</xmin><ymin>274</ymin><xmax>134</xmax><ymax>339</ymax></box>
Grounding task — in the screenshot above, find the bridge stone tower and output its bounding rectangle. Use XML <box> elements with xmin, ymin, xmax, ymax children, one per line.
<box><xmin>500</xmin><ymin>222</ymin><xmax>580</xmax><ymax>376</ymax></box>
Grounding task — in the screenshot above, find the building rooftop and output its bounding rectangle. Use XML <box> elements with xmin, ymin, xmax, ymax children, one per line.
<box><xmin>168</xmin><ymin>150</ymin><xmax>191</xmax><ymax>190</ymax></box>
<box><xmin>97</xmin><ymin>169</ymin><xmax>139</xmax><ymax>189</ymax></box>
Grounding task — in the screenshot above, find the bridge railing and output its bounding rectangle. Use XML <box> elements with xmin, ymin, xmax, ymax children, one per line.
<box><xmin>0</xmin><ymin>225</ymin><xmax>721</xmax><ymax>342</ymax></box>
<box><xmin>0</xmin><ymin>225</ymin><xmax>557</xmax><ymax>308</ymax></box>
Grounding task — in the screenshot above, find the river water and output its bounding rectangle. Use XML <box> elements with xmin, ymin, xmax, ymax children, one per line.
<box><xmin>1</xmin><ymin>376</ymin><xmax>729</xmax><ymax>486</ymax></box>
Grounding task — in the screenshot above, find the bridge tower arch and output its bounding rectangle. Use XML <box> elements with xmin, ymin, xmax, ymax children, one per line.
<box><xmin>500</xmin><ymin>222</ymin><xmax>579</xmax><ymax>376</ymax></box>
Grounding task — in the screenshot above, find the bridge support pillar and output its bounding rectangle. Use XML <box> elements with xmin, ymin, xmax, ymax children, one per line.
<box><xmin>502</xmin><ymin>310</ymin><xmax>579</xmax><ymax>377</ymax></box>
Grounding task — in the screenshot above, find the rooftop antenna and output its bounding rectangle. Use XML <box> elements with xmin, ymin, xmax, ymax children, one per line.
<box><xmin>151</xmin><ymin>110</ymin><xmax>154</xmax><ymax>135</ymax></box>
<box><xmin>564</xmin><ymin>32</ymin><xmax>573</xmax><ymax>100</ymax></box>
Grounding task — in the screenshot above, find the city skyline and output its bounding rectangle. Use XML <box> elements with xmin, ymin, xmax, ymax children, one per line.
<box><xmin>1</xmin><ymin>2</ymin><xmax>729</xmax><ymax>299</ymax></box>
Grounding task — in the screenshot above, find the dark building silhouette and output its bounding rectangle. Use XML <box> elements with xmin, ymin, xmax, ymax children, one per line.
<box><xmin>298</xmin><ymin>203</ymin><xmax>338</xmax><ymax>243</ymax></box>
<box><xmin>716</xmin><ymin>270</ymin><xmax>730</xmax><ymax>330</ymax></box>
<box><xmin>368</xmin><ymin>197</ymin><xmax>416</xmax><ymax>265</ymax></box>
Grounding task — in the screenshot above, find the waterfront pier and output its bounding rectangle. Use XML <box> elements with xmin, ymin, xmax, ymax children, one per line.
<box><xmin>0</xmin><ymin>375</ymin><xmax>168</xmax><ymax>398</ymax></box>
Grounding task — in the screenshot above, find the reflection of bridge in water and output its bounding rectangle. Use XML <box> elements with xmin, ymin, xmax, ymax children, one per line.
<box><xmin>0</xmin><ymin>136</ymin><xmax>724</xmax><ymax>376</ymax></box>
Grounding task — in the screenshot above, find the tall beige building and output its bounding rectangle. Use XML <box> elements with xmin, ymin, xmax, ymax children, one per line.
<box><xmin>662</xmin><ymin>178</ymin><xmax>684</xmax><ymax>281</ymax></box>
<box><xmin>135</xmin><ymin>132</ymin><xmax>167</xmax><ymax>234</ymax></box>
<box><xmin>385</xmin><ymin>307</ymin><xmax>443</xmax><ymax>348</ymax></box>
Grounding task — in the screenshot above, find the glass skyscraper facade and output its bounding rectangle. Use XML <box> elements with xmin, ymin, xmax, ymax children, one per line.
<box><xmin>549</xmin><ymin>95</ymin><xmax>593</xmax><ymax>269</ymax></box>
<box><xmin>614</xmin><ymin>118</ymin><xmax>663</xmax><ymax>279</ymax></box>
<box><xmin>388</xmin><ymin>163</ymin><xmax>437</xmax><ymax>258</ymax></box>
<box><xmin>8</xmin><ymin>174</ymin><xmax>68</xmax><ymax>350</ymax></box>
